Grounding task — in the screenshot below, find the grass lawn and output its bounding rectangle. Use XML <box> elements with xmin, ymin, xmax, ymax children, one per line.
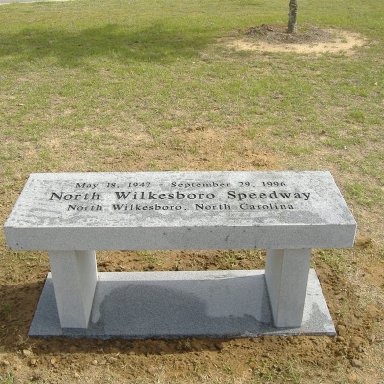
<box><xmin>0</xmin><ymin>0</ymin><xmax>383</xmax><ymax>383</ymax></box>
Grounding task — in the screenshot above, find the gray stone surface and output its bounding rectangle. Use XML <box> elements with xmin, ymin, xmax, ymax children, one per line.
<box><xmin>29</xmin><ymin>269</ymin><xmax>335</xmax><ymax>338</ymax></box>
<box><xmin>5</xmin><ymin>171</ymin><xmax>356</xmax><ymax>250</ymax></box>
<box><xmin>265</xmin><ymin>249</ymin><xmax>311</xmax><ymax>327</ymax></box>
<box><xmin>48</xmin><ymin>250</ymin><xmax>97</xmax><ymax>328</ymax></box>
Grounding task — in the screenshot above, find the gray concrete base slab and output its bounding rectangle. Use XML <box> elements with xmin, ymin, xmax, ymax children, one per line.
<box><xmin>29</xmin><ymin>269</ymin><xmax>335</xmax><ymax>338</ymax></box>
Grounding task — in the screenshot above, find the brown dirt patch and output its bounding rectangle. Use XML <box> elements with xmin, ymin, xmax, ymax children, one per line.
<box><xmin>224</xmin><ymin>24</ymin><xmax>368</xmax><ymax>55</ymax></box>
<box><xmin>0</xmin><ymin>248</ymin><xmax>383</xmax><ymax>383</ymax></box>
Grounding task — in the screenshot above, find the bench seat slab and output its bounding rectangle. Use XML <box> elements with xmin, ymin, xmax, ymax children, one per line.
<box><xmin>5</xmin><ymin>171</ymin><xmax>356</xmax><ymax>251</ymax></box>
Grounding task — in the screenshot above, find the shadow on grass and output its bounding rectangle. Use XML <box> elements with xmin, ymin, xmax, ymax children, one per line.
<box><xmin>0</xmin><ymin>23</ymin><xmax>212</xmax><ymax>67</ymax></box>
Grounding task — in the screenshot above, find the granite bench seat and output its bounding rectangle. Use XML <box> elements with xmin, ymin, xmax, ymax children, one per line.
<box><xmin>4</xmin><ymin>171</ymin><xmax>356</xmax><ymax>338</ymax></box>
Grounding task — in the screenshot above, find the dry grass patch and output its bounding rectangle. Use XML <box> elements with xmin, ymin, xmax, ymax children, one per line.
<box><xmin>223</xmin><ymin>25</ymin><xmax>368</xmax><ymax>55</ymax></box>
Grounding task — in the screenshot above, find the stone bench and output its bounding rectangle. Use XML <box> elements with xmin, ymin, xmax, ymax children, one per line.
<box><xmin>4</xmin><ymin>171</ymin><xmax>356</xmax><ymax>338</ymax></box>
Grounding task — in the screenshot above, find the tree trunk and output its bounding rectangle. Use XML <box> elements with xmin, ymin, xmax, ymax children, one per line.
<box><xmin>287</xmin><ymin>0</ymin><xmax>298</xmax><ymax>33</ymax></box>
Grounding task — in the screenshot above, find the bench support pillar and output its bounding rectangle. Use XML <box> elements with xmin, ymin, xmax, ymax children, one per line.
<box><xmin>48</xmin><ymin>251</ymin><xmax>98</xmax><ymax>329</ymax></box>
<box><xmin>265</xmin><ymin>249</ymin><xmax>311</xmax><ymax>328</ymax></box>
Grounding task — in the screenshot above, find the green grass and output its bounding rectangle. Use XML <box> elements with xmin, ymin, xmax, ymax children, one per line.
<box><xmin>0</xmin><ymin>372</ymin><xmax>14</xmax><ymax>384</ymax></box>
<box><xmin>0</xmin><ymin>0</ymin><xmax>382</xmax><ymax>257</ymax></box>
<box><xmin>1</xmin><ymin>0</ymin><xmax>383</xmax><ymax>276</ymax></box>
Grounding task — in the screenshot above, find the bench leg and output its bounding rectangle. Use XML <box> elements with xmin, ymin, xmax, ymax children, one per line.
<box><xmin>265</xmin><ymin>249</ymin><xmax>311</xmax><ymax>328</ymax></box>
<box><xmin>48</xmin><ymin>251</ymin><xmax>98</xmax><ymax>329</ymax></box>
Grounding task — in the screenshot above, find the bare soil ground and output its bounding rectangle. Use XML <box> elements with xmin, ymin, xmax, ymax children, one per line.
<box><xmin>223</xmin><ymin>24</ymin><xmax>368</xmax><ymax>55</ymax></box>
<box><xmin>0</xmin><ymin>246</ymin><xmax>383</xmax><ymax>383</ymax></box>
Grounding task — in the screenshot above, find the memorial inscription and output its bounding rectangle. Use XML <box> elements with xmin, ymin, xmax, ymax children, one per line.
<box><xmin>49</xmin><ymin>180</ymin><xmax>310</xmax><ymax>212</ymax></box>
